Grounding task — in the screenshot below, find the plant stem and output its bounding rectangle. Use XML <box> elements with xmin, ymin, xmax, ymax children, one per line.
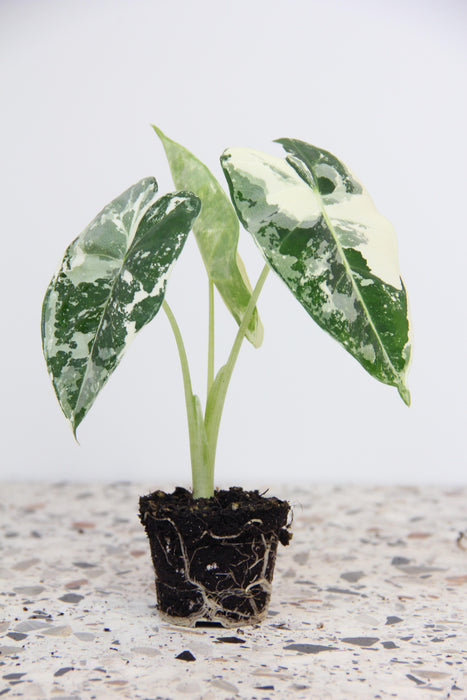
<box><xmin>163</xmin><ymin>300</ymin><xmax>193</xmax><ymax>408</ymax></box>
<box><xmin>205</xmin><ymin>264</ymin><xmax>270</xmax><ymax>481</ymax></box>
<box><xmin>162</xmin><ymin>300</ymin><xmax>210</xmax><ymax>497</ymax></box>
<box><xmin>163</xmin><ymin>264</ymin><xmax>269</xmax><ymax>498</ymax></box>
<box><xmin>207</xmin><ymin>279</ymin><xmax>215</xmax><ymax>396</ymax></box>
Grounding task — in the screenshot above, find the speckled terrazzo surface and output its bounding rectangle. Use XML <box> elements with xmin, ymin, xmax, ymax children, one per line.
<box><xmin>1</xmin><ymin>482</ymin><xmax>466</xmax><ymax>699</ymax></box>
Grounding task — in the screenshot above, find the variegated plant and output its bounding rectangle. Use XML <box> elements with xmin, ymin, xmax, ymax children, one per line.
<box><xmin>221</xmin><ymin>139</ymin><xmax>411</xmax><ymax>405</ymax></box>
<box><xmin>42</xmin><ymin>130</ymin><xmax>411</xmax><ymax>498</ymax></box>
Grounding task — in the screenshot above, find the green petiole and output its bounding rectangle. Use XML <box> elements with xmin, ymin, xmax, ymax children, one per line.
<box><xmin>207</xmin><ymin>279</ymin><xmax>215</xmax><ymax>396</ymax></box>
<box><xmin>162</xmin><ymin>300</ymin><xmax>210</xmax><ymax>498</ymax></box>
<box><xmin>204</xmin><ymin>264</ymin><xmax>270</xmax><ymax>485</ymax></box>
<box><xmin>163</xmin><ymin>265</ymin><xmax>269</xmax><ymax>499</ymax></box>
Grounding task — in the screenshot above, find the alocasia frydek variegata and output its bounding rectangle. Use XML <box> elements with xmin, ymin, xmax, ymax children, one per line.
<box><xmin>42</xmin><ymin>130</ymin><xmax>411</xmax><ymax>496</ymax></box>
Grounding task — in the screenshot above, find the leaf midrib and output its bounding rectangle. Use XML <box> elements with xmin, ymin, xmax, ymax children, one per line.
<box><xmin>279</xmin><ymin>141</ymin><xmax>400</xmax><ymax>383</ymax></box>
<box><xmin>69</xmin><ymin>202</ymin><xmax>155</xmax><ymax>430</ymax></box>
<box><xmin>306</xmin><ymin>166</ymin><xmax>400</xmax><ymax>383</ymax></box>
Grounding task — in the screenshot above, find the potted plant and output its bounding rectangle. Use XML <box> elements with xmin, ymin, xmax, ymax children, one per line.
<box><xmin>41</xmin><ymin>127</ymin><xmax>411</xmax><ymax>628</ymax></box>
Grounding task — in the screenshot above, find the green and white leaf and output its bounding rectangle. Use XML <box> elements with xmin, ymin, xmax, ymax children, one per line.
<box><xmin>153</xmin><ymin>125</ymin><xmax>263</xmax><ymax>348</ymax></box>
<box><xmin>221</xmin><ymin>139</ymin><xmax>411</xmax><ymax>404</ymax></box>
<box><xmin>42</xmin><ymin>178</ymin><xmax>201</xmax><ymax>433</ymax></box>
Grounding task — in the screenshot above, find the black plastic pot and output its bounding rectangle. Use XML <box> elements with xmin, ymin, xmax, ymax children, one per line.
<box><xmin>139</xmin><ymin>487</ymin><xmax>292</xmax><ymax>628</ymax></box>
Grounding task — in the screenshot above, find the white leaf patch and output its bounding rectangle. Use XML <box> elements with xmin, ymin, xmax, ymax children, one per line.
<box><xmin>328</xmin><ymin>191</ymin><xmax>402</xmax><ymax>290</ymax></box>
<box><xmin>225</xmin><ymin>148</ymin><xmax>402</xmax><ymax>290</ymax></box>
<box><xmin>224</xmin><ymin>148</ymin><xmax>321</xmax><ymax>226</ymax></box>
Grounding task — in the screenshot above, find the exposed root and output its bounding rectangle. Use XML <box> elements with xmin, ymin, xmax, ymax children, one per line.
<box><xmin>152</xmin><ymin>516</ymin><xmax>276</xmax><ymax>627</ymax></box>
<box><xmin>139</xmin><ymin>487</ymin><xmax>291</xmax><ymax>628</ymax></box>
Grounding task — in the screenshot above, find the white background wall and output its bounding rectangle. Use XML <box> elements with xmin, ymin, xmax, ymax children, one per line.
<box><xmin>1</xmin><ymin>0</ymin><xmax>466</xmax><ymax>486</ymax></box>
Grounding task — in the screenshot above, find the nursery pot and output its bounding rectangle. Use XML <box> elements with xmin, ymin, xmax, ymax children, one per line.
<box><xmin>139</xmin><ymin>487</ymin><xmax>292</xmax><ymax>628</ymax></box>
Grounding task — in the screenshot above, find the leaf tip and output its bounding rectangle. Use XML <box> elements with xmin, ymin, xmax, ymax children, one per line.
<box><xmin>71</xmin><ymin>422</ymin><xmax>81</xmax><ymax>445</ymax></box>
<box><xmin>151</xmin><ymin>124</ymin><xmax>173</xmax><ymax>150</ymax></box>
<box><xmin>398</xmin><ymin>383</ymin><xmax>411</xmax><ymax>407</ymax></box>
<box><xmin>273</xmin><ymin>137</ymin><xmax>293</xmax><ymax>152</ymax></box>
<box><xmin>152</xmin><ymin>124</ymin><xmax>173</xmax><ymax>153</ymax></box>
<box><xmin>151</xmin><ymin>123</ymin><xmax>164</xmax><ymax>138</ymax></box>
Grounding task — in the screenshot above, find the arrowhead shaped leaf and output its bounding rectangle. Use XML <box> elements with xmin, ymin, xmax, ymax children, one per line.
<box><xmin>42</xmin><ymin>178</ymin><xmax>201</xmax><ymax>432</ymax></box>
<box><xmin>153</xmin><ymin>126</ymin><xmax>263</xmax><ymax>348</ymax></box>
<box><xmin>221</xmin><ymin>140</ymin><xmax>411</xmax><ymax>404</ymax></box>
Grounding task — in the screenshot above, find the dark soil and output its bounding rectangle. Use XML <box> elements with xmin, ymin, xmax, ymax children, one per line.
<box><xmin>139</xmin><ymin>487</ymin><xmax>291</xmax><ymax>627</ymax></box>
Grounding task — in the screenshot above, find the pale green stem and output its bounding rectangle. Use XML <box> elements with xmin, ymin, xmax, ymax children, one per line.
<box><xmin>163</xmin><ymin>300</ymin><xmax>211</xmax><ymax>497</ymax></box>
<box><xmin>207</xmin><ymin>279</ymin><xmax>215</xmax><ymax>396</ymax></box>
<box><xmin>163</xmin><ymin>300</ymin><xmax>194</xmax><ymax>415</ymax></box>
<box><xmin>205</xmin><ymin>264</ymin><xmax>270</xmax><ymax>482</ymax></box>
<box><xmin>163</xmin><ymin>265</ymin><xmax>269</xmax><ymax>498</ymax></box>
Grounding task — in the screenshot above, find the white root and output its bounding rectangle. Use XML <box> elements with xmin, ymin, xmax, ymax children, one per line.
<box><xmin>151</xmin><ymin>515</ymin><xmax>278</xmax><ymax>628</ymax></box>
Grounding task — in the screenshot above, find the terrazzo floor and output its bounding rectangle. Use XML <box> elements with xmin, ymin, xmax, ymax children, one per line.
<box><xmin>1</xmin><ymin>481</ymin><xmax>466</xmax><ymax>699</ymax></box>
